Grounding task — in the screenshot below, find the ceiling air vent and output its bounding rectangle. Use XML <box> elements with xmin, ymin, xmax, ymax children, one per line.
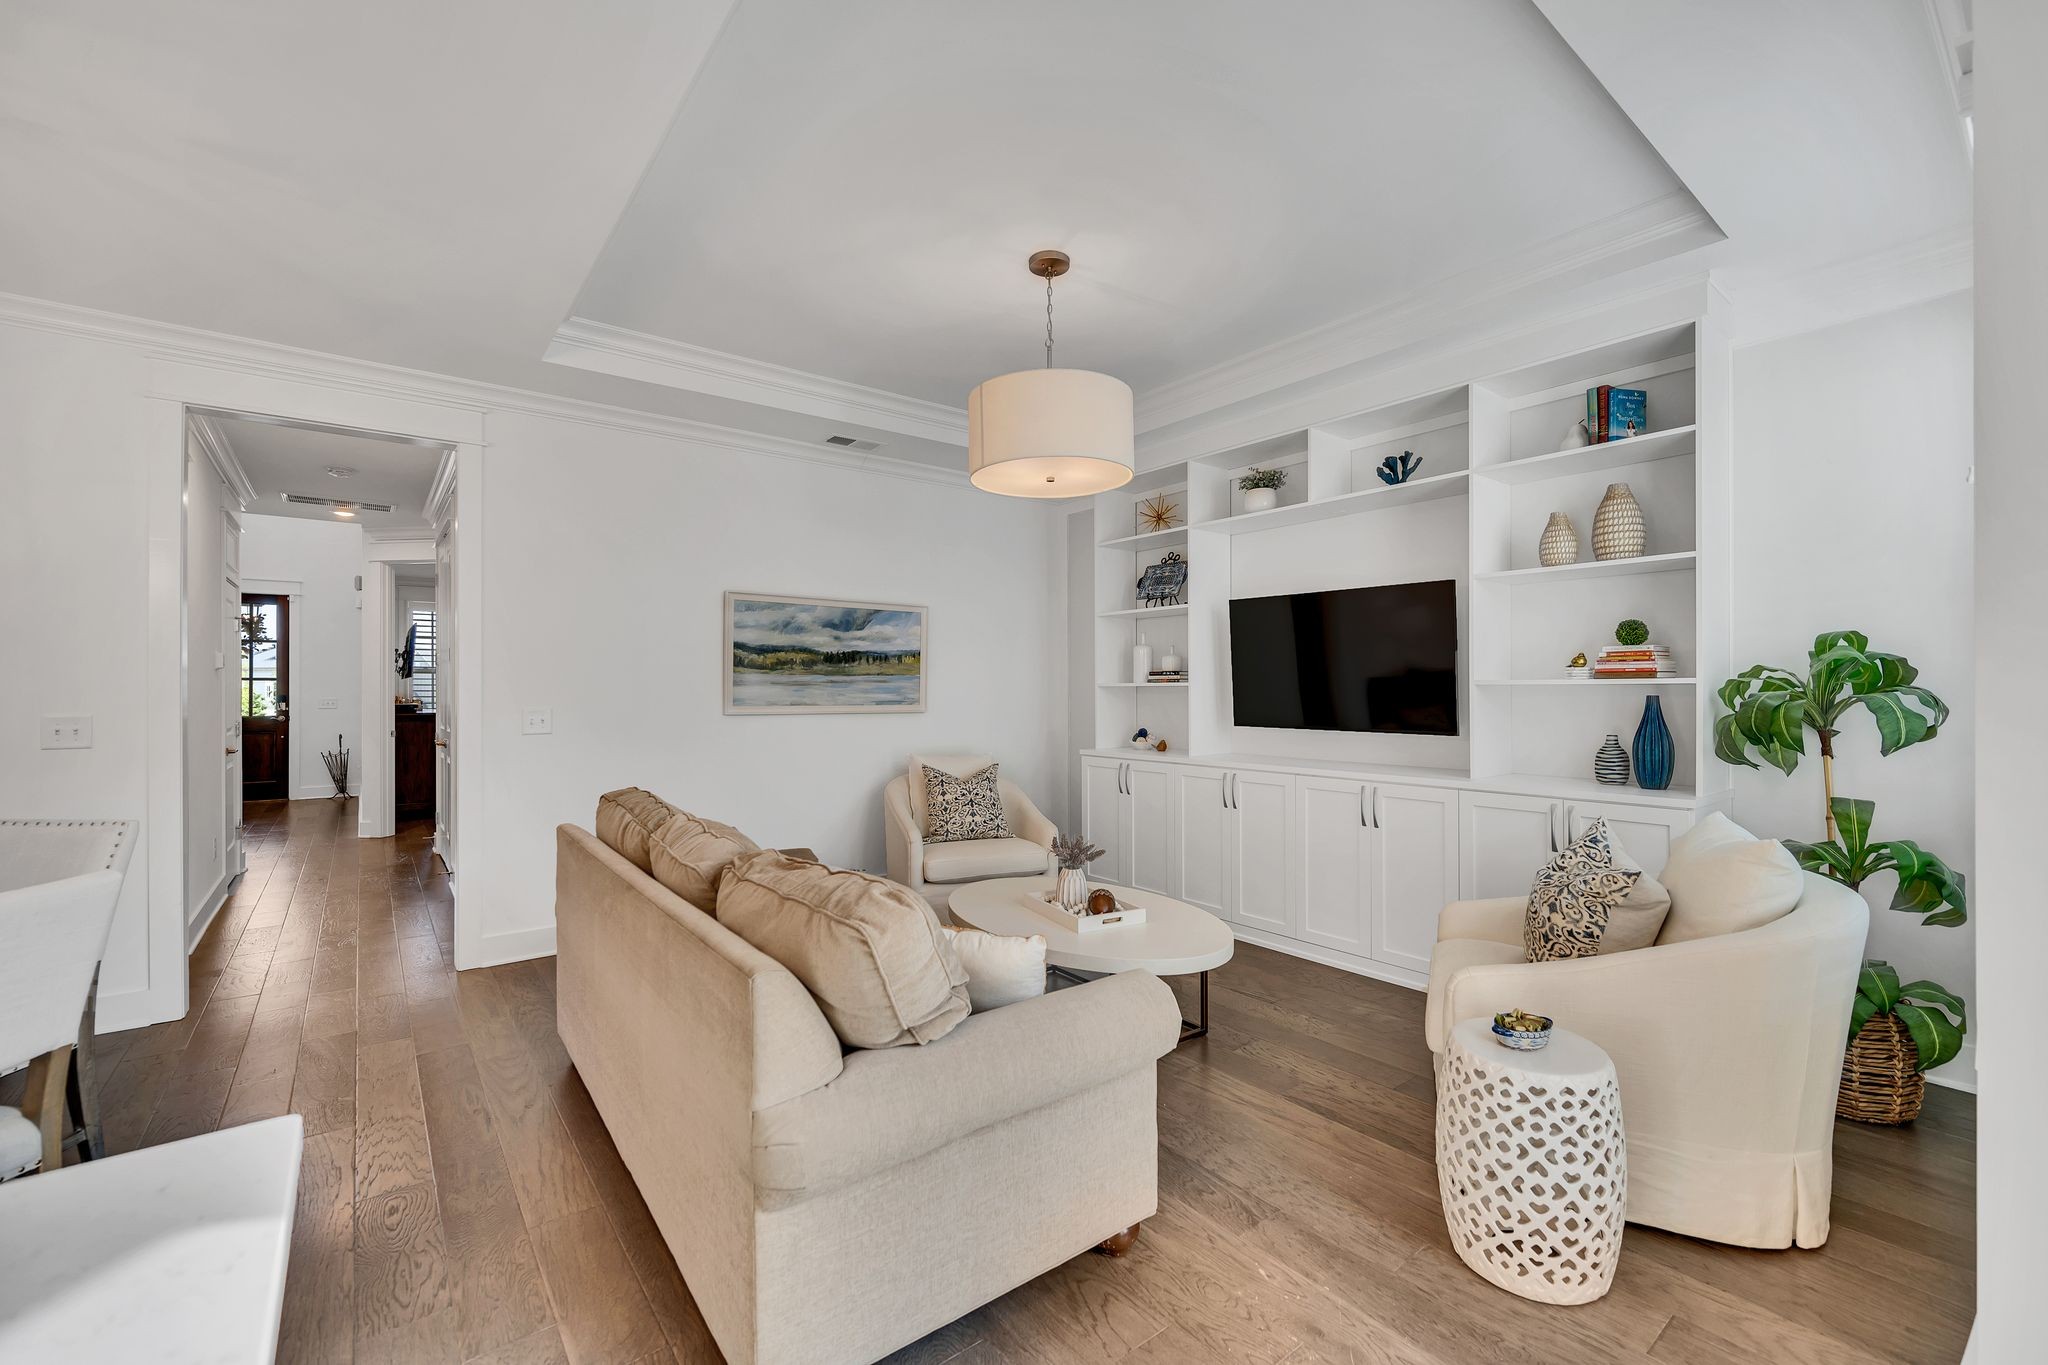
<box><xmin>283</xmin><ymin>492</ymin><xmax>396</xmax><ymax>513</ymax></box>
<box><xmin>823</xmin><ymin>434</ymin><xmax>882</xmax><ymax>452</ymax></box>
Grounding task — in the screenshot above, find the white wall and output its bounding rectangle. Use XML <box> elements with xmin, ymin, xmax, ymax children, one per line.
<box><xmin>1731</xmin><ymin>290</ymin><xmax>1976</xmax><ymax>1084</ymax></box>
<box><xmin>467</xmin><ymin>408</ymin><xmax>1067</xmax><ymax>960</ymax></box>
<box><xmin>1973</xmin><ymin>1</ymin><xmax>2046</xmax><ymax>1354</ymax></box>
<box><xmin>183</xmin><ymin>435</ymin><xmax>230</xmax><ymax>929</ymax></box>
<box><xmin>240</xmin><ymin>514</ymin><xmax>365</xmax><ymax>799</ymax></box>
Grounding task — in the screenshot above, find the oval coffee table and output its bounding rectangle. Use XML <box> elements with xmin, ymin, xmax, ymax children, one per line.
<box><xmin>946</xmin><ymin>875</ymin><xmax>1234</xmax><ymax>1042</ymax></box>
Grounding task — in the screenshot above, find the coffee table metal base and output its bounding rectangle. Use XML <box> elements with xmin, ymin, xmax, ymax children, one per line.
<box><xmin>1049</xmin><ymin>964</ymin><xmax>1209</xmax><ymax>1042</ymax></box>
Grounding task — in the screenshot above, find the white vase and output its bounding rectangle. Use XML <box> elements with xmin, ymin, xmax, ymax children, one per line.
<box><xmin>1056</xmin><ymin>866</ymin><xmax>1090</xmax><ymax>914</ymax></box>
<box><xmin>1132</xmin><ymin>634</ymin><xmax>1153</xmax><ymax>682</ymax></box>
<box><xmin>1243</xmin><ymin>486</ymin><xmax>1278</xmax><ymax>513</ymax></box>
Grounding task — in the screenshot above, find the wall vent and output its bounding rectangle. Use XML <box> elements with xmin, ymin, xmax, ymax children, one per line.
<box><xmin>283</xmin><ymin>492</ymin><xmax>395</xmax><ymax>512</ymax></box>
<box><xmin>823</xmin><ymin>434</ymin><xmax>881</xmax><ymax>452</ymax></box>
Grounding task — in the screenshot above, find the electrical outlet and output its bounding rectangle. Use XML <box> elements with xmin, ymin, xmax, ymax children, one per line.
<box><xmin>522</xmin><ymin>708</ymin><xmax>553</xmax><ymax>735</ymax></box>
<box><xmin>41</xmin><ymin>715</ymin><xmax>93</xmax><ymax>749</ymax></box>
<box><xmin>317</xmin><ymin>698</ymin><xmax>338</xmax><ymax>710</ymax></box>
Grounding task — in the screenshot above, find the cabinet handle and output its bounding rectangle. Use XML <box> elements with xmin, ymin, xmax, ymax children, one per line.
<box><xmin>1371</xmin><ymin>788</ymin><xmax>1382</xmax><ymax>830</ymax></box>
<box><xmin>1562</xmin><ymin>803</ymin><xmax>1576</xmax><ymax>844</ymax></box>
<box><xmin>225</xmin><ymin>746</ymin><xmax>238</xmax><ymax>755</ymax></box>
<box><xmin>1549</xmin><ymin>802</ymin><xmax>1561</xmax><ymax>852</ymax></box>
<box><xmin>1360</xmin><ymin>786</ymin><xmax>1369</xmax><ymax>827</ymax></box>
<box><xmin>1224</xmin><ymin>775</ymin><xmax>1231</xmax><ymax>809</ymax></box>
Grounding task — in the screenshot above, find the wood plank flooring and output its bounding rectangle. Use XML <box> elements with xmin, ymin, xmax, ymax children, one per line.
<box><xmin>35</xmin><ymin>798</ymin><xmax>1972</xmax><ymax>1364</ymax></box>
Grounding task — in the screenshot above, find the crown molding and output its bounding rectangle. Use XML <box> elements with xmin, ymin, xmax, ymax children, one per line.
<box><xmin>545</xmin><ymin>316</ymin><xmax>970</xmax><ymax>446</ymax></box>
<box><xmin>1135</xmin><ymin>191</ymin><xmax>1723</xmax><ymax>434</ymax></box>
<box><xmin>185</xmin><ymin>411</ymin><xmax>258</xmax><ymax>510</ymax></box>
<box><xmin>0</xmin><ymin>292</ymin><xmax>971</xmax><ymax>488</ymax></box>
<box><xmin>1728</xmin><ymin>226</ymin><xmax>1972</xmax><ymax>347</ymax></box>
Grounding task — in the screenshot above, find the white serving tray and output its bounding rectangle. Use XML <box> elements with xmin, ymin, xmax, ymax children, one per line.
<box><xmin>1030</xmin><ymin>890</ymin><xmax>1148</xmax><ymax>933</ymax></box>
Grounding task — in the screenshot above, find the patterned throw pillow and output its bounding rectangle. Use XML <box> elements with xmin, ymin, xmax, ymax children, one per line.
<box><xmin>1525</xmin><ymin>818</ymin><xmax>1644</xmax><ymax>963</ymax></box>
<box><xmin>922</xmin><ymin>763</ymin><xmax>1010</xmax><ymax>843</ymax></box>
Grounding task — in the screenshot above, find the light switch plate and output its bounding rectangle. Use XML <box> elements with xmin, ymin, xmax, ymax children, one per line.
<box><xmin>523</xmin><ymin>708</ymin><xmax>552</xmax><ymax>735</ymax></box>
<box><xmin>42</xmin><ymin>715</ymin><xmax>93</xmax><ymax>749</ymax></box>
<box><xmin>318</xmin><ymin>698</ymin><xmax>338</xmax><ymax>710</ymax></box>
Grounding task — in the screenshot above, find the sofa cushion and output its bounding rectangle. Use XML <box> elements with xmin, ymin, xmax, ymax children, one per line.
<box><xmin>648</xmin><ymin>810</ymin><xmax>760</xmax><ymax>914</ymax></box>
<box><xmin>922</xmin><ymin>837</ymin><xmax>1050</xmax><ymax>884</ymax></box>
<box><xmin>906</xmin><ymin>753</ymin><xmax>995</xmax><ymax>834</ymax></box>
<box><xmin>1656</xmin><ymin>812</ymin><xmax>1805</xmax><ymax>944</ymax></box>
<box><xmin>1425</xmin><ymin>937</ymin><xmax>1526</xmax><ymax>1052</ymax></box>
<box><xmin>1523</xmin><ymin>819</ymin><xmax>1642</xmax><ymax>963</ymax></box>
<box><xmin>719</xmin><ymin>850</ymin><xmax>971</xmax><ymax>1049</ymax></box>
<box><xmin>941</xmin><ymin>926</ymin><xmax>1047</xmax><ymax>1011</ymax></box>
<box><xmin>594</xmin><ymin>787</ymin><xmax>678</xmax><ymax>873</ymax></box>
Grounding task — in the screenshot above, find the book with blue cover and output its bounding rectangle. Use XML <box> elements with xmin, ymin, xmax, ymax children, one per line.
<box><xmin>1604</xmin><ymin>387</ymin><xmax>1647</xmax><ymax>440</ymax></box>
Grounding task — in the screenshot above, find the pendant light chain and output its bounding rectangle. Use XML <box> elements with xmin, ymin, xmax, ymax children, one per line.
<box><xmin>1044</xmin><ymin>268</ymin><xmax>1056</xmax><ymax>368</ymax></box>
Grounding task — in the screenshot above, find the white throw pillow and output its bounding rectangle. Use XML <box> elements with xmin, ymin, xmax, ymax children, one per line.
<box><xmin>1602</xmin><ymin>837</ymin><xmax>1672</xmax><ymax>954</ymax></box>
<box><xmin>940</xmin><ymin>926</ymin><xmax>1047</xmax><ymax>1012</ymax></box>
<box><xmin>1655</xmin><ymin>812</ymin><xmax>1805</xmax><ymax>944</ymax></box>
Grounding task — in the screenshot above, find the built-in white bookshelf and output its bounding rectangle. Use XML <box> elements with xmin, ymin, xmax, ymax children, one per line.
<box><xmin>1086</xmin><ymin>309</ymin><xmax>1731</xmax><ymax>806</ymax></box>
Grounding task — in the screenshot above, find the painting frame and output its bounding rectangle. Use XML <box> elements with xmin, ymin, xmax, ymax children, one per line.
<box><xmin>723</xmin><ymin>591</ymin><xmax>928</xmax><ymax>716</ymax></box>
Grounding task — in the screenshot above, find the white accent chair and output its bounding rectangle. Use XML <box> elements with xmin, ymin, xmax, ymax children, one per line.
<box><xmin>1424</xmin><ymin>869</ymin><xmax>1867</xmax><ymax>1250</ymax></box>
<box><xmin>884</xmin><ymin>754</ymin><xmax>1057</xmax><ymax>917</ymax></box>
<box><xmin>1</xmin><ymin>820</ymin><xmax>135</xmax><ymax>1179</ymax></box>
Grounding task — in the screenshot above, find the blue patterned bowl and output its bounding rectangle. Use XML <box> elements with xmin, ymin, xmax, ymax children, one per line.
<box><xmin>1491</xmin><ymin>1015</ymin><xmax>1554</xmax><ymax>1051</ymax></box>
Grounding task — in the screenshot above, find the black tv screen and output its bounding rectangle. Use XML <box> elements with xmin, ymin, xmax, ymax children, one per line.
<box><xmin>1229</xmin><ymin>581</ymin><xmax>1458</xmax><ymax>735</ymax></box>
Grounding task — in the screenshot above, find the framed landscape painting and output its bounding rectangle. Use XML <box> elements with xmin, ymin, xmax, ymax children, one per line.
<box><xmin>724</xmin><ymin>592</ymin><xmax>927</xmax><ymax>715</ymax></box>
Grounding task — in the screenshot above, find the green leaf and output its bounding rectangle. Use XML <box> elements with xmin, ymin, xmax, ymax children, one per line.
<box><xmin>1848</xmin><ymin>991</ymin><xmax>1878</xmax><ymax>1042</ymax></box>
<box><xmin>1857</xmin><ymin>960</ymin><xmax>1902</xmax><ymax>1013</ymax></box>
<box><xmin>1830</xmin><ymin>798</ymin><xmax>1875</xmax><ymax>860</ymax></box>
<box><xmin>1813</xmin><ymin>629</ymin><xmax>1870</xmax><ymax>657</ymax></box>
<box><xmin>1786</xmin><ymin>838</ymin><xmax>1851</xmax><ymax>879</ymax></box>
<box><xmin>1852</xmin><ymin>687</ymin><xmax>1947</xmax><ymax>755</ymax></box>
<box><xmin>1893</xmin><ymin>1001</ymin><xmax>1965</xmax><ymax>1072</ymax></box>
<box><xmin>1880</xmin><ymin>841</ymin><xmax>1968</xmax><ymax>925</ymax></box>
<box><xmin>1900</xmin><ymin>981</ymin><xmax>1968</xmax><ymax>1027</ymax></box>
<box><xmin>1712</xmin><ymin>713</ymin><xmax>1759</xmax><ymax>769</ymax></box>
<box><xmin>1863</xmin><ymin>651</ymin><xmax>1920</xmax><ymax>689</ymax></box>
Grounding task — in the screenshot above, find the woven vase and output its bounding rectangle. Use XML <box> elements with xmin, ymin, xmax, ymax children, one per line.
<box><xmin>1592</xmin><ymin>483</ymin><xmax>1646</xmax><ymax>560</ymax></box>
<box><xmin>1538</xmin><ymin>512</ymin><xmax>1580</xmax><ymax>567</ymax></box>
<box><xmin>1837</xmin><ymin>1013</ymin><xmax>1925</xmax><ymax>1124</ymax></box>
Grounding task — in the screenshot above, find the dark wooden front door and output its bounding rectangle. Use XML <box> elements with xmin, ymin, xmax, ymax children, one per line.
<box><xmin>241</xmin><ymin>594</ymin><xmax>290</xmax><ymax>801</ymax></box>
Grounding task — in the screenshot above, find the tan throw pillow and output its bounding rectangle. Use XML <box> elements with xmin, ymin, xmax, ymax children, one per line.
<box><xmin>1600</xmin><ymin>838</ymin><xmax>1673</xmax><ymax>954</ymax></box>
<box><xmin>1655</xmin><ymin>812</ymin><xmax>1804</xmax><ymax>944</ymax></box>
<box><xmin>941</xmin><ymin>926</ymin><xmax>1047</xmax><ymax>1012</ymax></box>
<box><xmin>718</xmin><ymin>850</ymin><xmax>970</xmax><ymax>1048</ymax></box>
<box><xmin>1524</xmin><ymin>819</ymin><xmax>1643</xmax><ymax>963</ymax></box>
<box><xmin>594</xmin><ymin>788</ymin><xmax>678</xmax><ymax>873</ymax></box>
<box><xmin>923</xmin><ymin>763</ymin><xmax>1009</xmax><ymax>843</ymax></box>
<box><xmin>648</xmin><ymin>811</ymin><xmax>759</xmax><ymax>914</ymax></box>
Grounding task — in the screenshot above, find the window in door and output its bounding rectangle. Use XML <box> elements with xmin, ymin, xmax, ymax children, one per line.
<box><xmin>405</xmin><ymin>604</ymin><xmax>438</xmax><ymax>712</ymax></box>
<box><xmin>241</xmin><ymin>596</ymin><xmax>285</xmax><ymax>717</ymax></box>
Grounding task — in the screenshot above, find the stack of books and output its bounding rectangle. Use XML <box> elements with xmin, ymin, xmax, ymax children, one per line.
<box><xmin>1592</xmin><ymin>644</ymin><xmax>1675</xmax><ymax>678</ymax></box>
<box><xmin>1585</xmin><ymin>385</ymin><xmax>1648</xmax><ymax>442</ymax></box>
<box><xmin>1146</xmin><ymin>669</ymin><xmax>1189</xmax><ymax>684</ymax></box>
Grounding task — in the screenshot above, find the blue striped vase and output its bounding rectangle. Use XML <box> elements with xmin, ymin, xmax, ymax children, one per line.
<box><xmin>1632</xmin><ymin>695</ymin><xmax>1675</xmax><ymax>791</ymax></box>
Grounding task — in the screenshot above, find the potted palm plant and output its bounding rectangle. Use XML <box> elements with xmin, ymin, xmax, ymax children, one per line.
<box><xmin>1839</xmin><ymin>961</ymin><xmax>1968</xmax><ymax>1124</ymax></box>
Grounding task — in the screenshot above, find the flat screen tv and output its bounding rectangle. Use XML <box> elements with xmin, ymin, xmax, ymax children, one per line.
<box><xmin>1229</xmin><ymin>581</ymin><xmax>1458</xmax><ymax>735</ymax></box>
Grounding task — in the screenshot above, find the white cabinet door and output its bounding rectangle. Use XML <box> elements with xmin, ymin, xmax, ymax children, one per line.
<box><xmin>1295</xmin><ymin>775</ymin><xmax>1371</xmax><ymax>954</ymax></box>
<box><xmin>1175</xmin><ymin>766</ymin><xmax>1232</xmax><ymax>919</ymax></box>
<box><xmin>1126</xmin><ymin>761</ymin><xmax>1178</xmax><ymax>896</ymax></box>
<box><xmin>1460</xmin><ymin>791</ymin><xmax>1559</xmax><ymax>900</ymax></box>
<box><xmin>1373</xmin><ymin>784</ymin><xmax>1460</xmax><ymax>974</ymax></box>
<box><xmin>1566</xmin><ymin>801</ymin><xmax>1693</xmax><ymax>879</ymax></box>
<box><xmin>1081</xmin><ymin>758</ymin><xmax>1128</xmax><ymax>885</ymax></box>
<box><xmin>1231</xmin><ymin>770</ymin><xmax>1295</xmax><ymax>935</ymax></box>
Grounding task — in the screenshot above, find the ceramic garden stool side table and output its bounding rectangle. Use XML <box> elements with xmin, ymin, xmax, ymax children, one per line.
<box><xmin>1434</xmin><ymin>1017</ymin><xmax>1626</xmax><ymax>1304</ymax></box>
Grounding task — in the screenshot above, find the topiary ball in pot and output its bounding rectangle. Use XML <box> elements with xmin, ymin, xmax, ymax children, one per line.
<box><xmin>1615</xmin><ymin>618</ymin><xmax>1649</xmax><ymax>647</ymax></box>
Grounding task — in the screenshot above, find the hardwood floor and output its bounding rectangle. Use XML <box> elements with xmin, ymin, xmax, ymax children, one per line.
<box><xmin>36</xmin><ymin>799</ymin><xmax>1974</xmax><ymax>1364</ymax></box>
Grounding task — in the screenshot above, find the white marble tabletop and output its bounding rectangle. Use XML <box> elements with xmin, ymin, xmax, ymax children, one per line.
<box><xmin>948</xmin><ymin>875</ymin><xmax>1235</xmax><ymax>976</ymax></box>
<box><xmin>0</xmin><ymin>1114</ymin><xmax>303</xmax><ymax>1364</ymax></box>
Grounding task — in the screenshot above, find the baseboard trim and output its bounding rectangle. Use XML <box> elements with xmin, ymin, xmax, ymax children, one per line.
<box><xmin>1230</xmin><ymin>926</ymin><xmax>1428</xmax><ymax>992</ymax></box>
<box><xmin>295</xmin><ymin>787</ymin><xmax>357</xmax><ymax>802</ymax></box>
<box><xmin>466</xmin><ymin>923</ymin><xmax>556</xmax><ymax>972</ymax></box>
<box><xmin>1925</xmin><ymin>1039</ymin><xmax>1978</xmax><ymax>1094</ymax></box>
<box><xmin>184</xmin><ymin>866</ymin><xmax>241</xmax><ymax>952</ymax></box>
<box><xmin>93</xmin><ymin>984</ymin><xmax>177</xmax><ymax>1034</ymax></box>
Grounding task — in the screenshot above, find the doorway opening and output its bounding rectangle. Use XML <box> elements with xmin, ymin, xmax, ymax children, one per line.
<box><xmin>238</xmin><ymin>593</ymin><xmax>291</xmax><ymax>801</ymax></box>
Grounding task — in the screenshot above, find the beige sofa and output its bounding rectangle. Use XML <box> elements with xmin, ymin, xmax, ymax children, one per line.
<box><xmin>555</xmin><ymin>822</ymin><xmax>1181</xmax><ymax>1365</ymax></box>
<box><xmin>883</xmin><ymin>755</ymin><xmax>1058</xmax><ymax>915</ymax></box>
<box><xmin>1424</xmin><ymin>870</ymin><xmax>1867</xmax><ymax>1249</ymax></box>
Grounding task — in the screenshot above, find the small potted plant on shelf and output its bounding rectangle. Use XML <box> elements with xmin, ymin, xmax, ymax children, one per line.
<box><xmin>1839</xmin><ymin>961</ymin><xmax>1967</xmax><ymax>1124</ymax></box>
<box><xmin>1238</xmin><ymin>467</ymin><xmax>1287</xmax><ymax>513</ymax></box>
<box><xmin>1050</xmin><ymin>832</ymin><xmax>1104</xmax><ymax>914</ymax></box>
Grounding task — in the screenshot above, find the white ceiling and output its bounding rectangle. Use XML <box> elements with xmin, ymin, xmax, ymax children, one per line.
<box><xmin>566</xmin><ymin>0</ymin><xmax>1706</xmax><ymax>406</ymax></box>
<box><xmin>209</xmin><ymin>415</ymin><xmax>444</xmax><ymax>533</ymax></box>
<box><xmin>0</xmin><ymin>0</ymin><xmax>1971</xmax><ymax>470</ymax></box>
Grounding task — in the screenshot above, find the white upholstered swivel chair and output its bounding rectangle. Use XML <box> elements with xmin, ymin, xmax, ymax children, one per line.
<box><xmin>884</xmin><ymin>754</ymin><xmax>1057</xmax><ymax>916</ymax></box>
<box><xmin>1</xmin><ymin>820</ymin><xmax>135</xmax><ymax>1179</ymax></box>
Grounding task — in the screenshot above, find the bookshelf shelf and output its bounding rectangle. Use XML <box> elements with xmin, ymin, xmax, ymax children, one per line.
<box><xmin>1475</xmin><ymin>551</ymin><xmax>1697</xmax><ymax>584</ymax></box>
<box><xmin>1480</xmin><ymin>425</ymin><xmax>1697</xmax><ymax>485</ymax></box>
<box><xmin>1098</xmin><ymin>681</ymin><xmax>1189</xmax><ymax>689</ymax></box>
<box><xmin>1475</xmin><ymin>677</ymin><xmax>1699</xmax><ymax>687</ymax></box>
<box><xmin>1099</xmin><ymin>527</ymin><xmax>1187</xmax><ymax>552</ymax></box>
<box><xmin>1097</xmin><ymin>605</ymin><xmax>1189</xmax><ymax>620</ymax></box>
<box><xmin>1191</xmin><ymin>469</ymin><xmax>1469</xmax><ymax>534</ymax></box>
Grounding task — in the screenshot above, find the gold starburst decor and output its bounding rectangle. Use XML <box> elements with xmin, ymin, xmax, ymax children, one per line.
<box><xmin>1137</xmin><ymin>494</ymin><xmax>1182</xmax><ymax>534</ymax></box>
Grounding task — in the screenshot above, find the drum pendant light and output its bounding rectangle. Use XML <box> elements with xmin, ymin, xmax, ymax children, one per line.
<box><xmin>967</xmin><ymin>250</ymin><xmax>1134</xmax><ymax>498</ymax></box>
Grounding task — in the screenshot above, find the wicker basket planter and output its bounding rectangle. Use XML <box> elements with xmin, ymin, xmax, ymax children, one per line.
<box><xmin>1837</xmin><ymin>1012</ymin><xmax>1925</xmax><ymax>1124</ymax></box>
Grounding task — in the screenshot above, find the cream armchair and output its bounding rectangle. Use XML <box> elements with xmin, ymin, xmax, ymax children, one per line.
<box><xmin>884</xmin><ymin>754</ymin><xmax>1057</xmax><ymax>916</ymax></box>
<box><xmin>1424</xmin><ymin>871</ymin><xmax>1867</xmax><ymax>1250</ymax></box>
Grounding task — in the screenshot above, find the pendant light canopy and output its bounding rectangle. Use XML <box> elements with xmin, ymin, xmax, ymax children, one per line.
<box><xmin>967</xmin><ymin>250</ymin><xmax>1133</xmax><ymax>498</ymax></box>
